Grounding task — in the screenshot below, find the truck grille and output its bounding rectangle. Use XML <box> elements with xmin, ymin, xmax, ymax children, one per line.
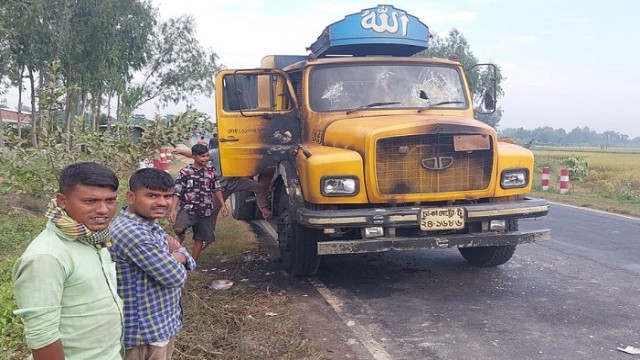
<box><xmin>376</xmin><ymin>134</ymin><xmax>493</xmax><ymax>194</ymax></box>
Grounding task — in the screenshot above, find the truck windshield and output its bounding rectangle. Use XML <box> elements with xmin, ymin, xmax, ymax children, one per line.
<box><xmin>310</xmin><ymin>64</ymin><xmax>468</xmax><ymax>112</ymax></box>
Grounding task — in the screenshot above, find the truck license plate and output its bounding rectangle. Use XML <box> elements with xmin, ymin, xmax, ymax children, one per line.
<box><xmin>420</xmin><ymin>207</ymin><xmax>465</xmax><ymax>231</ymax></box>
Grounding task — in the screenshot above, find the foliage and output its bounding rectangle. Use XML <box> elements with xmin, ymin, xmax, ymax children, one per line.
<box><xmin>415</xmin><ymin>29</ymin><xmax>505</xmax><ymax>128</ymax></box>
<box><xmin>0</xmin><ymin>110</ymin><xmax>214</xmax><ymax>195</ymax></box>
<box><xmin>118</xmin><ymin>15</ymin><xmax>223</xmax><ymax>119</ymax></box>
<box><xmin>532</xmin><ymin>149</ymin><xmax>640</xmax><ymax>216</ymax></box>
<box><xmin>1</xmin><ymin>0</ymin><xmax>218</xmax><ymax>137</ymax></box>
<box><xmin>562</xmin><ymin>155</ymin><xmax>589</xmax><ymax>181</ymax></box>
<box><xmin>0</xmin><ymin>258</ymin><xmax>27</xmax><ymax>359</ymax></box>
<box><xmin>501</xmin><ymin>126</ymin><xmax>640</xmax><ymax>148</ymax></box>
<box><xmin>0</xmin><ymin>207</ymin><xmax>44</xmax><ymax>360</ymax></box>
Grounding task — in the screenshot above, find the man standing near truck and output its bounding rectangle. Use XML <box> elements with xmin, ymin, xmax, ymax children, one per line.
<box><xmin>169</xmin><ymin>144</ymin><xmax>229</xmax><ymax>261</ymax></box>
<box><xmin>12</xmin><ymin>162</ymin><xmax>122</xmax><ymax>360</ymax></box>
<box><xmin>110</xmin><ymin>168</ymin><xmax>196</xmax><ymax>359</ymax></box>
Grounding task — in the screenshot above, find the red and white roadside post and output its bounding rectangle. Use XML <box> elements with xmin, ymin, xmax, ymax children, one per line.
<box><xmin>559</xmin><ymin>168</ymin><xmax>570</xmax><ymax>194</ymax></box>
<box><xmin>541</xmin><ymin>167</ymin><xmax>550</xmax><ymax>191</ymax></box>
<box><xmin>153</xmin><ymin>148</ymin><xmax>171</xmax><ymax>172</ymax></box>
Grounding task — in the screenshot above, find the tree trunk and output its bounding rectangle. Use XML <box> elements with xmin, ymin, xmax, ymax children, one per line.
<box><xmin>17</xmin><ymin>67</ymin><xmax>24</xmax><ymax>138</ymax></box>
<box><xmin>63</xmin><ymin>89</ymin><xmax>72</xmax><ymax>133</ymax></box>
<box><xmin>29</xmin><ymin>68</ymin><xmax>38</xmax><ymax>148</ymax></box>
<box><xmin>94</xmin><ymin>89</ymin><xmax>103</xmax><ymax>132</ymax></box>
<box><xmin>0</xmin><ymin>110</ymin><xmax>4</xmax><ymax>148</ymax></box>
<box><xmin>107</xmin><ymin>92</ymin><xmax>112</xmax><ymax>129</ymax></box>
<box><xmin>116</xmin><ymin>93</ymin><xmax>121</xmax><ymax>122</ymax></box>
<box><xmin>38</xmin><ymin>70</ymin><xmax>46</xmax><ymax>134</ymax></box>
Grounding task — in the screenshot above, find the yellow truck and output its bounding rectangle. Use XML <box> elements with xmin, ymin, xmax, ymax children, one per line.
<box><xmin>215</xmin><ymin>5</ymin><xmax>550</xmax><ymax>276</ymax></box>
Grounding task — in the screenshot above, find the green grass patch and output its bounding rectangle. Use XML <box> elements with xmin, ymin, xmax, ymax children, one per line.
<box><xmin>0</xmin><ymin>199</ymin><xmax>45</xmax><ymax>360</ymax></box>
<box><xmin>532</xmin><ymin>148</ymin><xmax>640</xmax><ymax>217</ymax></box>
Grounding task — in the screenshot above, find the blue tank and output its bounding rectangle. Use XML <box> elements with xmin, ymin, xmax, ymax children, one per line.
<box><xmin>309</xmin><ymin>4</ymin><xmax>430</xmax><ymax>58</ymax></box>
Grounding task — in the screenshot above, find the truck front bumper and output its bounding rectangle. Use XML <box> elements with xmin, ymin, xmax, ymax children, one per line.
<box><xmin>294</xmin><ymin>197</ymin><xmax>550</xmax><ymax>255</ymax></box>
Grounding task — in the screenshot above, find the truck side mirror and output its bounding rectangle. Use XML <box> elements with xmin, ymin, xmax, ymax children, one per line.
<box><xmin>483</xmin><ymin>91</ymin><xmax>495</xmax><ymax>111</ymax></box>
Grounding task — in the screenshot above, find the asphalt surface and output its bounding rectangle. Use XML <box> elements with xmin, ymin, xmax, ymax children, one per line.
<box><xmin>259</xmin><ymin>202</ymin><xmax>640</xmax><ymax>360</ymax></box>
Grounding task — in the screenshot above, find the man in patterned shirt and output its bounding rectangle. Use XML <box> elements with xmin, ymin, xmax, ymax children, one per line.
<box><xmin>110</xmin><ymin>168</ymin><xmax>196</xmax><ymax>360</ymax></box>
<box><xmin>169</xmin><ymin>143</ymin><xmax>228</xmax><ymax>262</ymax></box>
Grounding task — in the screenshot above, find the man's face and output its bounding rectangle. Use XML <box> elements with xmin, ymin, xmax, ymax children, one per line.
<box><xmin>193</xmin><ymin>152</ymin><xmax>210</xmax><ymax>167</ymax></box>
<box><xmin>126</xmin><ymin>187</ymin><xmax>174</xmax><ymax>220</ymax></box>
<box><xmin>56</xmin><ymin>184</ymin><xmax>118</xmax><ymax>231</ymax></box>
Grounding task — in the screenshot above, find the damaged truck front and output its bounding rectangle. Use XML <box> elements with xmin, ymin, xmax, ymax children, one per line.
<box><xmin>214</xmin><ymin>5</ymin><xmax>550</xmax><ymax>276</ymax></box>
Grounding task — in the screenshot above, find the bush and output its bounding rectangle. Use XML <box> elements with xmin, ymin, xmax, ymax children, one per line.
<box><xmin>562</xmin><ymin>155</ymin><xmax>589</xmax><ymax>181</ymax></box>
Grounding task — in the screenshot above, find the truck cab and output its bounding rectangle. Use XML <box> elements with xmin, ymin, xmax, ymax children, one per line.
<box><xmin>214</xmin><ymin>5</ymin><xmax>550</xmax><ymax>276</ymax></box>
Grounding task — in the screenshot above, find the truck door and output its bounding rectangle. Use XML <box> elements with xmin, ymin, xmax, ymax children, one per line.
<box><xmin>215</xmin><ymin>69</ymin><xmax>300</xmax><ymax>176</ymax></box>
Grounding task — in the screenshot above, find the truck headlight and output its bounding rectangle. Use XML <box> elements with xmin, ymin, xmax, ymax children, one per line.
<box><xmin>500</xmin><ymin>168</ymin><xmax>529</xmax><ymax>189</ymax></box>
<box><xmin>321</xmin><ymin>176</ymin><xmax>359</xmax><ymax>196</ymax></box>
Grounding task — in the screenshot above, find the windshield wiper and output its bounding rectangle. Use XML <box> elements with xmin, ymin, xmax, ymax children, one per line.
<box><xmin>417</xmin><ymin>101</ymin><xmax>464</xmax><ymax>113</ymax></box>
<box><xmin>346</xmin><ymin>102</ymin><xmax>400</xmax><ymax>115</ymax></box>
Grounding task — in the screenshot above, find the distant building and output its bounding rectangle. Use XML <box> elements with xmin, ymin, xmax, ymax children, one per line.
<box><xmin>0</xmin><ymin>108</ymin><xmax>32</xmax><ymax>125</ymax></box>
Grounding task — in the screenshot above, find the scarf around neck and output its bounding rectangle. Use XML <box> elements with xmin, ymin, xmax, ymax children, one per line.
<box><xmin>46</xmin><ymin>199</ymin><xmax>112</xmax><ymax>249</ymax></box>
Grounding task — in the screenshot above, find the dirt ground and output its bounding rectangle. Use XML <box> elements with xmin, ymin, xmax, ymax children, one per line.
<box><xmin>194</xmin><ymin>226</ymin><xmax>363</xmax><ymax>360</ymax></box>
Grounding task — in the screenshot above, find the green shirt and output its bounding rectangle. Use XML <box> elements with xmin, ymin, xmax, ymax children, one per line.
<box><xmin>12</xmin><ymin>222</ymin><xmax>123</xmax><ymax>360</ymax></box>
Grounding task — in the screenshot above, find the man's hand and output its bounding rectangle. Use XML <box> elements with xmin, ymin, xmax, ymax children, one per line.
<box><xmin>171</xmin><ymin>147</ymin><xmax>192</xmax><ymax>158</ymax></box>
<box><xmin>260</xmin><ymin>207</ymin><xmax>273</xmax><ymax>219</ymax></box>
<box><xmin>167</xmin><ymin>235</ymin><xmax>181</xmax><ymax>253</ymax></box>
<box><xmin>220</xmin><ymin>206</ymin><xmax>229</xmax><ymax>217</ymax></box>
<box><xmin>168</xmin><ymin>209</ymin><xmax>177</xmax><ymax>223</ymax></box>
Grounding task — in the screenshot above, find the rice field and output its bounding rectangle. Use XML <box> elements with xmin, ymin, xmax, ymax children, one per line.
<box><xmin>531</xmin><ymin>147</ymin><xmax>640</xmax><ymax>217</ymax></box>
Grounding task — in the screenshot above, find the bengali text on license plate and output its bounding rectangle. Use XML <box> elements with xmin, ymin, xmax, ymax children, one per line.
<box><xmin>420</xmin><ymin>207</ymin><xmax>465</xmax><ymax>231</ymax></box>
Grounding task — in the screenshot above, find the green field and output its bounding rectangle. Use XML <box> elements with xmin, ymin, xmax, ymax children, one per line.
<box><xmin>531</xmin><ymin>147</ymin><xmax>640</xmax><ymax>217</ymax></box>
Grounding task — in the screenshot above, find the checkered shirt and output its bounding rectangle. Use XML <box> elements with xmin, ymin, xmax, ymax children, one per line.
<box><xmin>109</xmin><ymin>207</ymin><xmax>196</xmax><ymax>348</ymax></box>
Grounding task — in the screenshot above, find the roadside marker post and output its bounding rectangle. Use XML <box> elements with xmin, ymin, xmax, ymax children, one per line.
<box><xmin>559</xmin><ymin>168</ymin><xmax>570</xmax><ymax>194</ymax></box>
<box><xmin>541</xmin><ymin>167</ymin><xmax>550</xmax><ymax>191</ymax></box>
<box><xmin>153</xmin><ymin>148</ymin><xmax>171</xmax><ymax>172</ymax></box>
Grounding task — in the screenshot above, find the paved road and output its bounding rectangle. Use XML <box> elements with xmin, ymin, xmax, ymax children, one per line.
<box><xmin>268</xmin><ymin>202</ymin><xmax>640</xmax><ymax>360</ymax></box>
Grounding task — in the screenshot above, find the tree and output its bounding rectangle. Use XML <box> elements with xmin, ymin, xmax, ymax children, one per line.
<box><xmin>415</xmin><ymin>29</ymin><xmax>505</xmax><ymax>128</ymax></box>
<box><xmin>118</xmin><ymin>15</ymin><xmax>223</xmax><ymax>120</ymax></box>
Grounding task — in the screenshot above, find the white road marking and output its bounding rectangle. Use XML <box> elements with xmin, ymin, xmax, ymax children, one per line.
<box><xmin>309</xmin><ymin>278</ymin><xmax>394</xmax><ymax>360</ymax></box>
<box><xmin>254</xmin><ymin>219</ymin><xmax>392</xmax><ymax>360</ymax></box>
<box><xmin>549</xmin><ymin>201</ymin><xmax>640</xmax><ymax>221</ymax></box>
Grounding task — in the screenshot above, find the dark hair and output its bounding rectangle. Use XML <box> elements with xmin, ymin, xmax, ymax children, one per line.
<box><xmin>59</xmin><ymin>162</ymin><xmax>119</xmax><ymax>194</ymax></box>
<box><xmin>191</xmin><ymin>144</ymin><xmax>209</xmax><ymax>156</ymax></box>
<box><xmin>129</xmin><ymin>168</ymin><xmax>175</xmax><ymax>191</ymax></box>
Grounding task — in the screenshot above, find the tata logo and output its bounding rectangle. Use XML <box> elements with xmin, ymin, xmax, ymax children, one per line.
<box><xmin>421</xmin><ymin>156</ymin><xmax>454</xmax><ymax>171</ymax></box>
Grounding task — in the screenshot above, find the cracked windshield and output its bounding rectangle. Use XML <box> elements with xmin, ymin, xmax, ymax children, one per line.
<box><xmin>310</xmin><ymin>64</ymin><xmax>468</xmax><ymax>112</ymax></box>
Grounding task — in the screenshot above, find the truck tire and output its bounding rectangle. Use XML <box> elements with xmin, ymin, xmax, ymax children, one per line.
<box><xmin>277</xmin><ymin>191</ymin><xmax>320</xmax><ymax>277</ymax></box>
<box><xmin>230</xmin><ymin>191</ymin><xmax>256</xmax><ymax>221</ymax></box>
<box><xmin>458</xmin><ymin>219</ymin><xmax>518</xmax><ymax>267</ymax></box>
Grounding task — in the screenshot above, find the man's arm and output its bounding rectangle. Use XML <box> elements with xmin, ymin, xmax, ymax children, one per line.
<box><xmin>214</xmin><ymin>189</ymin><xmax>228</xmax><ymax>217</ymax></box>
<box><xmin>31</xmin><ymin>340</ymin><xmax>64</xmax><ymax>360</ymax></box>
<box><xmin>12</xmin><ymin>255</ymin><xmax>65</xmax><ymax>359</ymax></box>
<box><xmin>169</xmin><ymin>194</ymin><xmax>180</xmax><ymax>223</ymax></box>
<box><xmin>169</xmin><ymin>170</ymin><xmax>185</xmax><ymax>223</ymax></box>
<box><xmin>126</xmin><ymin>235</ymin><xmax>193</xmax><ymax>288</ymax></box>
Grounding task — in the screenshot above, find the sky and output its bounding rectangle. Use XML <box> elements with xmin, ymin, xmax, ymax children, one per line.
<box><xmin>147</xmin><ymin>0</ymin><xmax>640</xmax><ymax>138</ymax></box>
<box><xmin>4</xmin><ymin>0</ymin><xmax>639</xmax><ymax>138</ymax></box>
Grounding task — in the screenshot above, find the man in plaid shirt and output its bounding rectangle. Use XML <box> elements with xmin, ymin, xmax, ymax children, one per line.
<box><xmin>169</xmin><ymin>144</ymin><xmax>228</xmax><ymax>261</ymax></box>
<box><xmin>110</xmin><ymin>168</ymin><xmax>196</xmax><ymax>359</ymax></box>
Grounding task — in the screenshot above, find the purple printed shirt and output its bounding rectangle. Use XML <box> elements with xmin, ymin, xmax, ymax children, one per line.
<box><xmin>174</xmin><ymin>163</ymin><xmax>222</xmax><ymax>217</ymax></box>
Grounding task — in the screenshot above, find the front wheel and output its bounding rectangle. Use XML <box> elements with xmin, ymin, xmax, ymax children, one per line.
<box><xmin>458</xmin><ymin>219</ymin><xmax>518</xmax><ymax>267</ymax></box>
<box><xmin>277</xmin><ymin>191</ymin><xmax>320</xmax><ymax>277</ymax></box>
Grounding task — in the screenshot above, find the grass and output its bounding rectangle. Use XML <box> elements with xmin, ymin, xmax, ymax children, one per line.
<box><xmin>531</xmin><ymin>148</ymin><xmax>640</xmax><ymax>217</ymax></box>
<box><xmin>0</xmin><ymin>159</ymin><xmax>322</xmax><ymax>360</ymax></box>
<box><xmin>0</xmin><ymin>198</ymin><xmax>46</xmax><ymax>359</ymax></box>
<box><xmin>1</xmin><ymin>151</ymin><xmax>638</xmax><ymax>359</ymax></box>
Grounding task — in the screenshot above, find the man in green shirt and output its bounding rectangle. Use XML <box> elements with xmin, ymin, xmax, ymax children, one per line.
<box><xmin>12</xmin><ymin>162</ymin><xmax>123</xmax><ymax>360</ymax></box>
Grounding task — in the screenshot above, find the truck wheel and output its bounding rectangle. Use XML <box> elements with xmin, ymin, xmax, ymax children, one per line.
<box><xmin>230</xmin><ymin>191</ymin><xmax>256</xmax><ymax>221</ymax></box>
<box><xmin>277</xmin><ymin>192</ymin><xmax>320</xmax><ymax>277</ymax></box>
<box><xmin>458</xmin><ymin>219</ymin><xmax>518</xmax><ymax>267</ymax></box>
